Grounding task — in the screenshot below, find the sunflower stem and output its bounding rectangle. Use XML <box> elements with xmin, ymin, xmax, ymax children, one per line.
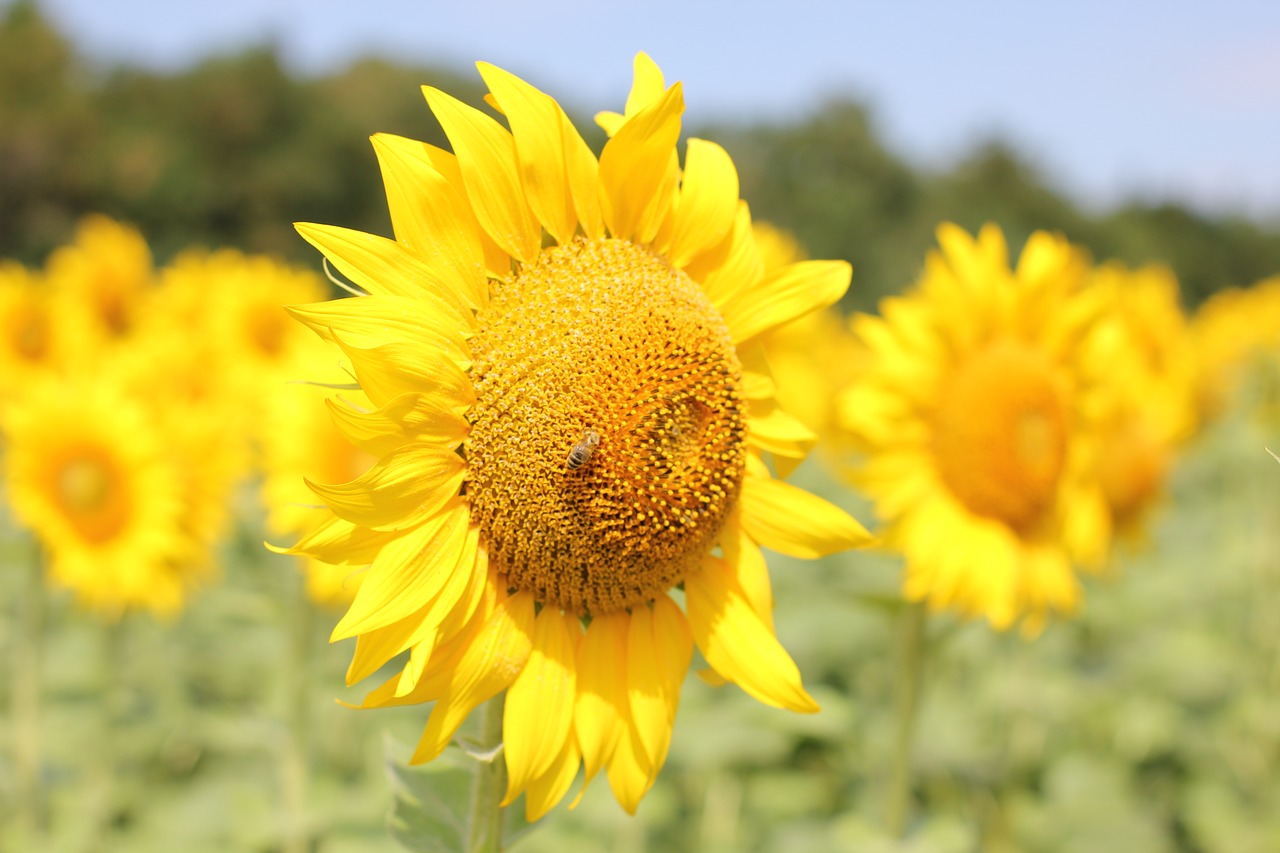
<box><xmin>281</xmin><ymin>568</ymin><xmax>312</xmax><ymax>853</ymax></box>
<box><xmin>12</xmin><ymin>536</ymin><xmax>45</xmax><ymax>844</ymax></box>
<box><xmin>886</xmin><ymin>600</ymin><xmax>927</xmax><ymax>837</ymax></box>
<box><xmin>466</xmin><ymin>693</ymin><xmax>507</xmax><ymax>853</ymax></box>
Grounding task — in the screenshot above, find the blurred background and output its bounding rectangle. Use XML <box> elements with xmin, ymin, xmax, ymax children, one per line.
<box><xmin>3</xmin><ymin>1</ymin><xmax>1280</xmax><ymax>851</ymax></box>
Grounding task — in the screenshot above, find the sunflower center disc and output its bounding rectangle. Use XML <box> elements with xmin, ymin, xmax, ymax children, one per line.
<box><xmin>55</xmin><ymin>450</ymin><xmax>129</xmax><ymax>544</ymax></box>
<box><xmin>466</xmin><ymin>238</ymin><xmax>748</xmax><ymax>615</ymax></box>
<box><xmin>932</xmin><ymin>340</ymin><xmax>1067</xmax><ymax>531</ymax></box>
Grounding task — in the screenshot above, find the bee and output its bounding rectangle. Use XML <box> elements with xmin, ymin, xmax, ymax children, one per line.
<box><xmin>566</xmin><ymin>429</ymin><xmax>600</xmax><ymax>470</ymax></box>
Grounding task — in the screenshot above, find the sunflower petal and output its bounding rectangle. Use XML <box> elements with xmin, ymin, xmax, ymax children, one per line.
<box><xmin>269</xmin><ymin>511</ymin><xmax>393</xmax><ymax>564</ymax></box>
<box><xmin>333</xmin><ymin>335</ymin><xmax>474</xmax><ymax>409</ymax></box>
<box><xmin>721</xmin><ymin>260</ymin><xmax>852</xmax><ymax>344</ymax></box>
<box><xmin>667</xmin><ymin>139</ymin><xmax>739</xmax><ymax>267</ymax></box>
<box><xmin>371</xmin><ymin>133</ymin><xmax>489</xmax><ymax>311</ymax></box>
<box><xmin>423</xmin><ymin>86</ymin><xmax>541</xmax><ymax>264</ymax></box>
<box><xmin>410</xmin><ymin>591</ymin><xmax>536</xmax><ymax>764</ymax></box>
<box><xmin>686</xmin><ymin>201</ymin><xmax>763</xmax><ymax>310</ymax></box>
<box><xmin>598</xmin><ymin>83</ymin><xmax>684</xmax><ymax>243</ymax></box>
<box><xmin>573</xmin><ymin>611</ymin><xmax>628</xmax><ymax>801</ymax></box>
<box><xmin>294</xmin><ymin>222</ymin><xmax>459</xmax><ymax>304</ymax></box>
<box><xmin>287</xmin><ymin>295</ymin><xmax>471</xmax><ymax>352</ymax></box>
<box><xmin>685</xmin><ymin>555</ymin><xmax>818</xmax><ymax>713</ymax></box>
<box><xmin>306</xmin><ymin>444</ymin><xmax>465</xmax><ymax>532</ymax></box>
<box><xmin>325</xmin><ymin>392</ymin><xmax>469</xmax><ymax>457</ymax></box>
<box><xmin>524</xmin><ymin>728</ymin><xmax>581</xmax><ymax>821</ymax></box>
<box><xmin>330</xmin><ymin>500</ymin><xmax>469</xmax><ymax>639</ymax></box>
<box><xmin>739</xmin><ymin>460</ymin><xmax>873</xmax><ymax>557</ymax></box>
<box><xmin>503</xmin><ymin>608</ymin><xmax>579</xmax><ymax>804</ymax></box>
<box><xmin>477</xmin><ymin>63</ymin><xmax>576</xmax><ymax>246</ymax></box>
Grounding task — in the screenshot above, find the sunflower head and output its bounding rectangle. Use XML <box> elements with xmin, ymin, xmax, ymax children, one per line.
<box><xmin>281</xmin><ymin>53</ymin><xmax>870</xmax><ymax>818</ymax></box>
<box><xmin>3</xmin><ymin>375</ymin><xmax>197</xmax><ymax>617</ymax></box>
<box><xmin>0</xmin><ymin>261</ymin><xmax>62</xmax><ymax>392</ymax></box>
<box><xmin>839</xmin><ymin>223</ymin><xmax>1111</xmax><ymax>633</ymax></box>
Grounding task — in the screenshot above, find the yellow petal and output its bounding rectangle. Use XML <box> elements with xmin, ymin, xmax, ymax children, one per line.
<box><xmin>333</xmin><ymin>335</ymin><xmax>475</xmax><ymax>409</ymax></box>
<box><xmin>605</xmin><ymin>723</ymin><xmax>651</xmax><ymax>815</ymax></box>
<box><xmin>747</xmin><ymin>396</ymin><xmax>818</xmax><ymax>459</ymax></box>
<box><xmin>330</xmin><ymin>500</ymin><xmax>469</xmax><ymax>639</ymax></box>
<box><xmin>477</xmin><ymin>63</ymin><xmax>576</xmax><ymax>246</ymax></box>
<box><xmin>573</xmin><ymin>611</ymin><xmax>628</xmax><ymax>800</ymax></box>
<box><xmin>524</xmin><ymin>727</ymin><xmax>581</xmax><ymax>822</ymax></box>
<box><xmin>294</xmin><ymin>222</ymin><xmax>462</xmax><ymax>305</ymax></box>
<box><xmin>720</xmin><ymin>260</ymin><xmax>852</xmax><ymax>344</ymax></box>
<box><xmin>503</xmin><ymin>608</ymin><xmax>579</xmax><ymax>804</ymax></box>
<box><xmin>720</xmin><ymin>516</ymin><xmax>774</xmax><ymax>630</ymax></box>
<box><xmin>287</xmin><ymin>294</ymin><xmax>471</xmax><ymax>352</ymax></box>
<box><xmin>686</xmin><ymin>201</ymin><xmax>763</xmax><ymax>310</ymax></box>
<box><xmin>597</xmin><ymin>83</ymin><xmax>683</xmax><ymax>243</ymax></box>
<box><xmin>594</xmin><ymin>52</ymin><xmax>667</xmax><ymax>137</ymax></box>
<box><xmin>666</xmin><ymin>139</ymin><xmax>739</xmax><ymax>267</ymax></box>
<box><xmin>562</xmin><ymin>111</ymin><xmax>603</xmax><ymax>240</ymax></box>
<box><xmin>410</xmin><ymin>590</ymin><xmax>536</xmax><ymax>764</ymax></box>
<box><xmin>738</xmin><ymin>460</ymin><xmax>873</xmax><ymax>557</ymax></box>
<box><xmin>423</xmin><ymin>85</ymin><xmax>541</xmax><ymax>264</ymax></box>
<box><xmin>306</xmin><ymin>444</ymin><xmax>465</xmax><ymax>531</ymax></box>
<box><xmin>685</xmin><ymin>555</ymin><xmax>819</xmax><ymax>713</ymax></box>
<box><xmin>370</xmin><ymin>133</ymin><xmax>488</xmax><ymax>310</ymax></box>
<box><xmin>325</xmin><ymin>392</ymin><xmax>469</xmax><ymax>458</ymax></box>
<box><xmin>270</xmin><ymin>511</ymin><xmax>393</xmax><ymax>564</ymax></box>
<box><xmin>625</xmin><ymin>596</ymin><xmax>690</xmax><ymax>781</ymax></box>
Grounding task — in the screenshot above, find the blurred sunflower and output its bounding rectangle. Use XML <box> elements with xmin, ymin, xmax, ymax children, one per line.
<box><xmin>838</xmin><ymin>223</ymin><xmax>1111</xmax><ymax>633</ymax></box>
<box><xmin>0</xmin><ymin>261</ymin><xmax>62</xmax><ymax>393</ymax></box>
<box><xmin>281</xmin><ymin>53</ymin><xmax>870</xmax><ymax>817</ymax></box>
<box><xmin>45</xmin><ymin>215</ymin><xmax>154</xmax><ymax>361</ymax></box>
<box><xmin>1190</xmin><ymin>275</ymin><xmax>1280</xmax><ymax>421</ymax></box>
<box><xmin>2</xmin><ymin>376</ymin><xmax>196</xmax><ymax>617</ymax></box>
<box><xmin>1088</xmin><ymin>263</ymin><xmax>1197</xmax><ymax>539</ymax></box>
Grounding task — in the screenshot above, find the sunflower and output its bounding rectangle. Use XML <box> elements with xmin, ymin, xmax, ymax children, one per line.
<box><xmin>838</xmin><ymin>223</ymin><xmax>1111</xmax><ymax>634</ymax></box>
<box><xmin>2</xmin><ymin>375</ymin><xmax>196</xmax><ymax>617</ymax></box>
<box><xmin>45</xmin><ymin>215</ymin><xmax>154</xmax><ymax>361</ymax></box>
<box><xmin>0</xmin><ymin>261</ymin><xmax>63</xmax><ymax>394</ymax></box>
<box><xmin>1190</xmin><ymin>275</ymin><xmax>1280</xmax><ymax>421</ymax></box>
<box><xmin>280</xmin><ymin>53</ymin><xmax>870</xmax><ymax>818</ymax></box>
<box><xmin>1088</xmin><ymin>262</ymin><xmax>1197</xmax><ymax>539</ymax></box>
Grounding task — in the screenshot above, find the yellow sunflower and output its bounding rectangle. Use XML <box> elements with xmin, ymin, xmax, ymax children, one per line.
<box><xmin>0</xmin><ymin>261</ymin><xmax>63</xmax><ymax>393</ymax></box>
<box><xmin>45</xmin><ymin>215</ymin><xmax>154</xmax><ymax>361</ymax></box>
<box><xmin>280</xmin><ymin>53</ymin><xmax>870</xmax><ymax>818</ymax></box>
<box><xmin>838</xmin><ymin>223</ymin><xmax>1111</xmax><ymax>634</ymax></box>
<box><xmin>1190</xmin><ymin>275</ymin><xmax>1280</xmax><ymax>422</ymax></box>
<box><xmin>2</xmin><ymin>375</ymin><xmax>196</xmax><ymax>617</ymax></box>
<box><xmin>1088</xmin><ymin>262</ymin><xmax>1197</xmax><ymax>539</ymax></box>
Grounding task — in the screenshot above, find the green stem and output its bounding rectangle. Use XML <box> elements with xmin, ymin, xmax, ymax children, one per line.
<box><xmin>13</xmin><ymin>538</ymin><xmax>45</xmax><ymax>842</ymax></box>
<box><xmin>886</xmin><ymin>601</ymin><xmax>927</xmax><ymax>837</ymax></box>
<box><xmin>466</xmin><ymin>694</ymin><xmax>507</xmax><ymax>853</ymax></box>
<box><xmin>282</xmin><ymin>569</ymin><xmax>313</xmax><ymax>853</ymax></box>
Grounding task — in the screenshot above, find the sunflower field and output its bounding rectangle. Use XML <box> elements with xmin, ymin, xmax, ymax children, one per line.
<box><xmin>3</xmin><ymin>4</ymin><xmax>1280</xmax><ymax>853</ymax></box>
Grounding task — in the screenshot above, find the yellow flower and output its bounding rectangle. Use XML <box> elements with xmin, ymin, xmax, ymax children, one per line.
<box><xmin>2</xmin><ymin>376</ymin><xmax>197</xmax><ymax>617</ymax></box>
<box><xmin>838</xmin><ymin>223</ymin><xmax>1111</xmax><ymax>634</ymax></box>
<box><xmin>0</xmin><ymin>261</ymin><xmax>63</xmax><ymax>392</ymax></box>
<box><xmin>45</xmin><ymin>215</ymin><xmax>154</xmax><ymax>361</ymax></box>
<box><xmin>282</xmin><ymin>53</ymin><xmax>870</xmax><ymax>818</ymax></box>
<box><xmin>1190</xmin><ymin>275</ymin><xmax>1280</xmax><ymax>421</ymax></box>
<box><xmin>1088</xmin><ymin>262</ymin><xmax>1196</xmax><ymax>539</ymax></box>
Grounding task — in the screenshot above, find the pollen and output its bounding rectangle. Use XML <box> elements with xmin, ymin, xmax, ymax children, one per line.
<box><xmin>932</xmin><ymin>339</ymin><xmax>1068</xmax><ymax>531</ymax></box>
<box><xmin>465</xmin><ymin>238</ymin><xmax>747</xmax><ymax>615</ymax></box>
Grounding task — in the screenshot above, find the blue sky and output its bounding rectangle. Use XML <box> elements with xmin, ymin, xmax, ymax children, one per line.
<box><xmin>38</xmin><ymin>0</ymin><xmax>1280</xmax><ymax>219</ymax></box>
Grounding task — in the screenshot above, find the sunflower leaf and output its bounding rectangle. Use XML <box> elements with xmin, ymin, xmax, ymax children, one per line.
<box><xmin>384</xmin><ymin>736</ymin><xmax>470</xmax><ymax>852</ymax></box>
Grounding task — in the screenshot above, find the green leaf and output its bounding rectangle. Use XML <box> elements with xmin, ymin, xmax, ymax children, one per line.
<box><xmin>384</xmin><ymin>736</ymin><xmax>471</xmax><ymax>853</ymax></box>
